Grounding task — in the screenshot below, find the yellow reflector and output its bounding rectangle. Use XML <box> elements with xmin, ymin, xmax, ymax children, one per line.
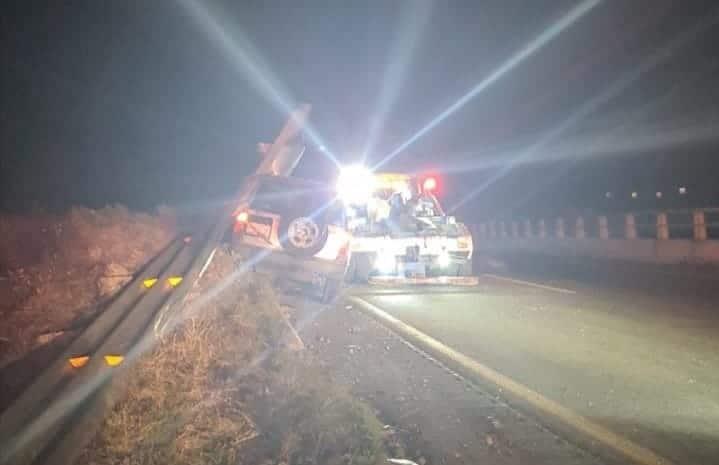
<box><xmin>104</xmin><ymin>355</ymin><xmax>124</xmax><ymax>366</ymax></box>
<box><xmin>143</xmin><ymin>278</ymin><xmax>158</xmax><ymax>289</ymax></box>
<box><xmin>167</xmin><ymin>276</ymin><xmax>183</xmax><ymax>287</ymax></box>
<box><xmin>68</xmin><ymin>356</ymin><xmax>90</xmax><ymax>368</ymax></box>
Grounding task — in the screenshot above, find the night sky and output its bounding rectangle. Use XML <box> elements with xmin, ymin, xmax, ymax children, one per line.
<box><xmin>2</xmin><ymin>1</ymin><xmax>718</xmax><ymax>219</ymax></box>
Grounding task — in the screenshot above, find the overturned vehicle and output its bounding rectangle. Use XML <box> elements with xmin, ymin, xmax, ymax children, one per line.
<box><xmin>227</xmin><ymin>105</ymin><xmax>350</xmax><ymax>302</ymax></box>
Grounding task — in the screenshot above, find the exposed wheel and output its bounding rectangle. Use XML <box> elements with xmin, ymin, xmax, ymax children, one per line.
<box><xmin>279</xmin><ymin>214</ymin><xmax>328</xmax><ymax>257</ymax></box>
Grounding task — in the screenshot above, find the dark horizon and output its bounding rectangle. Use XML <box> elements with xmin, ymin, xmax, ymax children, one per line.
<box><xmin>2</xmin><ymin>1</ymin><xmax>718</xmax><ymax>218</ymax></box>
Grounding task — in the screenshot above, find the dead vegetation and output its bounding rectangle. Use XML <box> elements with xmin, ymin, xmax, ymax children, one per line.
<box><xmin>81</xmin><ymin>249</ymin><xmax>386</xmax><ymax>465</ymax></box>
<box><xmin>0</xmin><ymin>205</ymin><xmax>174</xmax><ymax>368</ymax></box>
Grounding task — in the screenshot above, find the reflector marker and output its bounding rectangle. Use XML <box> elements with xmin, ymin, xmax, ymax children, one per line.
<box><xmin>104</xmin><ymin>355</ymin><xmax>124</xmax><ymax>366</ymax></box>
<box><xmin>68</xmin><ymin>356</ymin><xmax>90</xmax><ymax>368</ymax></box>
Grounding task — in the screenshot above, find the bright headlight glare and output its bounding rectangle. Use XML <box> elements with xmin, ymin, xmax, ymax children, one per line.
<box><xmin>438</xmin><ymin>251</ymin><xmax>450</xmax><ymax>268</ymax></box>
<box><xmin>337</xmin><ymin>165</ymin><xmax>376</xmax><ymax>204</ymax></box>
<box><xmin>374</xmin><ymin>252</ymin><xmax>396</xmax><ymax>273</ymax></box>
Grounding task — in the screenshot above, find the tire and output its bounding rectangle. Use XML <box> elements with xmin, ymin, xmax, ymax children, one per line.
<box><xmin>347</xmin><ymin>253</ymin><xmax>373</xmax><ymax>283</ymax></box>
<box><xmin>320</xmin><ymin>278</ymin><xmax>342</xmax><ymax>303</ymax></box>
<box><xmin>278</xmin><ymin>213</ymin><xmax>328</xmax><ymax>257</ymax></box>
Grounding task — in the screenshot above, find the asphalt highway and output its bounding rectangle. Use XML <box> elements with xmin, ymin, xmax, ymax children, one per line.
<box><xmin>348</xmin><ymin>261</ymin><xmax>719</xmax><ymax>465</ymax></box>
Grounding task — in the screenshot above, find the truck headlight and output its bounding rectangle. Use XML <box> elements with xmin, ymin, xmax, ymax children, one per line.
<box><xmin>336</xmin><ymin>165</ymin><xmax>376</xmax><ymax>204</ymax></box>
<box><xmin>374</xmin><ymin>251</ymin><xmax>396</xmax><ymax>273</ymax></box>
<box><xmin>438</xmin><ymin>251</ymin><xmax>450</xmax><ymax>268</ymax></box>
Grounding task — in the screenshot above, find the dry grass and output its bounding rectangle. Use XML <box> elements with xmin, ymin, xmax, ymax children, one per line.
<box><xmin>0</xmin><ymin>205</ymin><xmax>174</xmax><ymax>368</ymax></box>
<box><xmin>82</xmin><ymin>249</ymin><xmax>386</xmax><ymax>465</ymax></box>
<box><xmin>256</xmin><ymin>352</ymin><xmax>386</xmax><ymax>465</ymax></box>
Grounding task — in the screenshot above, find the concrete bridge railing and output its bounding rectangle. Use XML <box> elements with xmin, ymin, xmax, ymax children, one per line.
<box><xmin>472</xmin><ymin>209</ymin><xmax>719</xmax><ymax>265</ymax></box>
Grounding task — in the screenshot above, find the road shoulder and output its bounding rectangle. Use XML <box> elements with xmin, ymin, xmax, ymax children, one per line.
<box><xmin>299</xmin><ymin>297</ymin><xmax>608</xmax><ymax>465</ymax></box>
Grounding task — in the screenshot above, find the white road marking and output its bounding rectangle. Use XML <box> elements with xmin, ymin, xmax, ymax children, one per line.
<box><xmin>482</xmin><ymin>273</ymin><xmax>577</xmax><ymax>294</ymax></box>
<box><xmin>351</xmin><ymin>296</ymin><xmax>674</xmax><ymax>465</ymax></box>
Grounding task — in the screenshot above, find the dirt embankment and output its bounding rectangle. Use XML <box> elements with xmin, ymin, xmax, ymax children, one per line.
<box><xmin>0</xmin><ymin>205</ymin><xmax>174</xmax><ymax>368</ymax></box>
<box><xmin>1</xmin><ymin>208</ymin><xmax>390</xmax><ymax>464</ymax></box>
<box><xmin>81</xmin><ymin>249</ymin><xmax>388</xmax><ymax>465</ymax></box>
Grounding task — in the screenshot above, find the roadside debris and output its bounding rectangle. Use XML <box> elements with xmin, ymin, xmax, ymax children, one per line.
<box><xmin>34</xmin><ymin>330</ymin><xmax>65</xmax><ymax>346</ymax></box>
<box><xmin>281</xmin><ymin>317</ymin><xmax>305</xmax><ymax>351</ymax></box>
<box><xmin>387</xmin><ymin>458</ymin><xmax>420</xmax><ymax>465</ymax></box>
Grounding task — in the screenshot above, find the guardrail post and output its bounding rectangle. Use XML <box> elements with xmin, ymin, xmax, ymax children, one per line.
<box><xmin>693</xmin><ymin>210</ymin><xmax>707</xmax><ymax>241</ymax></box>
<box><xmin>598</xmin><ymin>216</ymin><xmax>609</xmax><ymax>239</ymax></box>
<box><xmin>538</xmin><ymin>219</ymin><xmax>547</xmax><ymax>238</ymax></box>
<box><xmin>575</xmin><ymin>216</ymin><xmax>585</xmax><ymax>239</ymax></box>
<box><xmin>523</xmin><ymin>219</ymin><xmax>532</xmax><ymax>238</ymax></box>
<box><xmin>500</xmin><ymin>221</ymin><xmax>507</xmax><ymax>238</ymax></box>
<box><xmin>656</xmin><ymin>212</ymin><xmax>669</xmax><ymax>240</ymax></box>
<box><xmin>624</xmin><ymin>213</ymin><xmax>637</xmax><ymax>239</ymax></box>
<box><xmin>555</xmin><ymin>218</ymin><xmax>565</xmax><ymax>239</ymax></box>
<box><xmin>511</xmin><ymin>221</ymin><xmax>519</xmax><ymax>238</ymax></box>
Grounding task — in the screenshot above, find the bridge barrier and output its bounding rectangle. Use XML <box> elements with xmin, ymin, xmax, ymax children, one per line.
<box><xmin>472</xmin><ymin>208</ymin><xmax>719</xmax><ymax>265</ymax></box>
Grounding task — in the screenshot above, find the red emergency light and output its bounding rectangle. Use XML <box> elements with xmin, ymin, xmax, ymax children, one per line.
<box><xmin>233</xmin><ymin>210</ymin><xmax>249</xmax><ymax>233</ymax></box>
<box><xmin>422</xmin><ymin>176</ymin><xmax>437</xmax><ymax>192</ymax></box>
<box><xmin>236</xmin><ymin>211</ymin><xmax>249</xmax><ymax>223</ymax></box>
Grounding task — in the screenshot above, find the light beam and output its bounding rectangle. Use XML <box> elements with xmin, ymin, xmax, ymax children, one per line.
<box><xmin>373</xmin><ymin>0</ymin><xmax>602</xmax><ymax>170</ymax></box>
<box><xmin>177</xmin><ymin>0</ymin><xmax>340</xmax><ymax>166</ymax></box>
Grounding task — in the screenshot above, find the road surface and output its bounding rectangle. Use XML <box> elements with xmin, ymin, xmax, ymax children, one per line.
<box><xmin>331</xmin><ymin>262</ymin><xmax>719</xmax><ymax>465</ymax></box>
<box><xmin>299</xmin><ymin>292</ymin><xmax>609</xmax><ymax>465</ymax></box>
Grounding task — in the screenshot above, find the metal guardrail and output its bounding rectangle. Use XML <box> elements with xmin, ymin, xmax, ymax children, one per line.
<box><xmin>0</xmin><ymin>104</ymin><xmax>307</xmax><ymax>465</ymax></box>
<box><xmin>0</xmin><ymin>211</ymin><xmax>228</xmax><ymax>465</ymax></box>
<box><xmin>475</xmin><ymin>208</ymin><xmax>719</xmax><ymax>242</ymax></box>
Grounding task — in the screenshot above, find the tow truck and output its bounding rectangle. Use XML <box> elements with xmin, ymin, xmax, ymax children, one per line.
<box><xmin>336</xmin><ymin>166</ymin><xmax>476</xmax><ymax>285</ymax></box>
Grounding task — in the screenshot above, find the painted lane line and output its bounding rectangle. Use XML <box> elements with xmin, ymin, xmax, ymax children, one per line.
<box><xmin>350</xmin><ymin>296</ymin><xmax>674</xmax><ymax>465</ymax></box>
<box><xmin>482</xmin><ymin>273</ymin><xmax>577</xmax><ymax>294</ymax></box>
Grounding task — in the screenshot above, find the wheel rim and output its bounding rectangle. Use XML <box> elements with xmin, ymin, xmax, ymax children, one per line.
<box><xmin>287</xmin><ymin>217</ymin><xmax>320</xmax><ymax>249</ymax></box>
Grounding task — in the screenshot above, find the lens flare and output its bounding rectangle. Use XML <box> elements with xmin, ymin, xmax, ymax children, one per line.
<box><xmin>177</xmin><ymin>0</ymin><xmax>339</xmax><ymax>167</ymax></box>
<box><xmin>363</xmin><ymin>1</ymin><xmax>432</xmax><ymax>162</ymax></box>
<box><xmin>373</xmin><ymin>0</ymin><xmax>601</xmax><ymax>171</ymax></box>
<box><xmin>336</xmin><ymin>165</ymin><xmax>377</xmax><ymax>204</ymax></box>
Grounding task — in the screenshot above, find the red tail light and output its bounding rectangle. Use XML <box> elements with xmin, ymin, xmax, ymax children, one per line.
<box><xmin>423</xmin><ymin>177</ymin><xmax>437</xmax><ymax>192</ymax></box>
<box><xmin>337</xmin><ymin>242</ymin><xmax>350</xmax><ymax>261</ymax></box>
<box><xmin>233</xmin><ymin>211</ymin><xmax>249</xmax><ymax>233</ymax></box>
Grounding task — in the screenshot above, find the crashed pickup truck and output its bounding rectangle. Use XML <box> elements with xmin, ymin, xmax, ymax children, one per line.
<box><xmin>226</xmin><ymin>105</ymin><xmax>350</xmax><ymax>302</ymax></box>
<box><xmin>337</xmin><ymin>168</ymin><xmax>475</xmax><ymax>285</ymax></box>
